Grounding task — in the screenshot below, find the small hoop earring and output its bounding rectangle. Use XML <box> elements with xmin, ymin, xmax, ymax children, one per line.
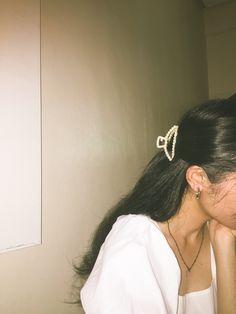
<box><xmin>195</xmin><ymin>190</ymin><xmax>201</xmax><ymax>200</ymax></box>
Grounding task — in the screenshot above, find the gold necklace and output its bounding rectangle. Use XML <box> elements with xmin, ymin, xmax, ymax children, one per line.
<box><xmin>167</xmin><ymin>221</ymin><xmax>205</xmax><ymax>272</ymax></box>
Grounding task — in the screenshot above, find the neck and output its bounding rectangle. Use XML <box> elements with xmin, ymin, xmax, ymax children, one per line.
<box><xmin>167</xmin><ymin>188</ymin><xmax>210</xmax><ymax>243</ymax></box>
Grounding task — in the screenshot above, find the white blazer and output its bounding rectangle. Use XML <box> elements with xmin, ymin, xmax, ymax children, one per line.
<box><xmin>81</xmin><ymin>214</ymin><xmax>217</xmax><ymax>314</ymax></box>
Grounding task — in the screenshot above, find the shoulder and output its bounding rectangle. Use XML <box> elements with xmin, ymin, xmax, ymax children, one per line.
<box><xmin>103</xmin><ymin>214</ymin><xmax>159</xmax><ymax>249</ymax></box>
<box><xmin>99</xmin><ymin>214</ymin><xmax>179</xmax><ymax>276</ymax></box>
<box><xmin>96</xmin><ymin>213</ymin><xmax>164</xmax><ymax>267</ymax></box>
<box><xmin>111</xmin><ymin>213</ymin><xmax>153</xmax><ymax>235</ymax></box>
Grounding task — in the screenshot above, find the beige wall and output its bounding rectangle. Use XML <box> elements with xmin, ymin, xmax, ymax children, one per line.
<box><xmin>0</xmin><ymin>1</ymin><xmax>208</xmax><ymax>313</ymax></box>
<box><xmin>205</xmin><ymin>1</ymin><xmax>236</xmax><ymax>98</ymax></box>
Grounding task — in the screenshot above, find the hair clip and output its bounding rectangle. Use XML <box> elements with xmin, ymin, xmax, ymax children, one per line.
<box><xmin>156</xmin><ymin>125</ymin><xmax>178</xmax><ymax>161</ymax></box>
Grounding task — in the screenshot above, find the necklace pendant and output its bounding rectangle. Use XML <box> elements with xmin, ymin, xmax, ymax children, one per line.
<box><xmin>167</xmin><ymin>220</ymin><xmax>205</xmax><ymax>274</ymax></box>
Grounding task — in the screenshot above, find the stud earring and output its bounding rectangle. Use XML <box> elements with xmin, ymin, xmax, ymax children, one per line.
<box><xmin>195</xmin><ymin>190</ymin><xmax>201</xmax><ymax>200</ymax></box>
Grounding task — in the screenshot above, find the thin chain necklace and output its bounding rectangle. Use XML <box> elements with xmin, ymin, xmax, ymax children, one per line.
<box><xmin>167</xmin><ymin>220</ymin><xmax>205</xmax><ymax>272</ymax></box>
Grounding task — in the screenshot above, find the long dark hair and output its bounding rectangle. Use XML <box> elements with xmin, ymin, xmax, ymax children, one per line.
<box><xmin>73</xmin><ymin>94</ymin><xmax>236</xmax><ymax>305</ymax></box>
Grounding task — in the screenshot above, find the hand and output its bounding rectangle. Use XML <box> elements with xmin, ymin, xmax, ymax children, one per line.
<box><xmin>208</xmin><ymin>219</ymin><xmax>236</xmax><ymax>254</ymax></box>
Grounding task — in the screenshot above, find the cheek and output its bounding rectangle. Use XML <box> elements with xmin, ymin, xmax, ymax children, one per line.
<box><xmin>210</xmin><ymin>192</ymin><xmax>236</xmax><ymax>228</ymax></box>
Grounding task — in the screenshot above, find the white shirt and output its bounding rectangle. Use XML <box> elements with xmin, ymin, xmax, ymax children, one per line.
<box><xmin>178</xmin><ymin>282</ymin><xmax>216</xmax><ymax>314</ymax></box>
<box><xmin>81</xmin><ymin>214</ymin><xmax>217</xmax><ymax>314</ymax></box>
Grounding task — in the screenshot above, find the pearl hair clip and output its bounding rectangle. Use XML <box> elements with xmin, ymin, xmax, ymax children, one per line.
<box><xmin>156</xmin><ymin>125</ymin><xmax>179</xmax><ymax>161</ymax></box>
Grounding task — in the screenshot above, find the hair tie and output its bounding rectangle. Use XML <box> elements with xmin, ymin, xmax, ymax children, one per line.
<box><xmin>156</xmin><ymin>125</ymin><xmax>178</xmax><ymax>161</ymax></box>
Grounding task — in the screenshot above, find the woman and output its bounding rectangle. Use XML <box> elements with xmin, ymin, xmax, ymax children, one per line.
<box><xmin>74</xmin><ymin>95</ymin><xmax>236</xmax><ymax>313</ymax></box>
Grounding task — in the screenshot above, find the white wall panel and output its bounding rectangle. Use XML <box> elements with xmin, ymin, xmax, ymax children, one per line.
<box><xmin>0</xmin><ymin>0</ymin><xmax>41</xmax><ymax>253</ymax></box>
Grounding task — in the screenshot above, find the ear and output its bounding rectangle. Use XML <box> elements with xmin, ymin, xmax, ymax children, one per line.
<box><xmin>185</xmin><ymin>165</ymin><xmax>210</xmax><ymax>193</ymax></box>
